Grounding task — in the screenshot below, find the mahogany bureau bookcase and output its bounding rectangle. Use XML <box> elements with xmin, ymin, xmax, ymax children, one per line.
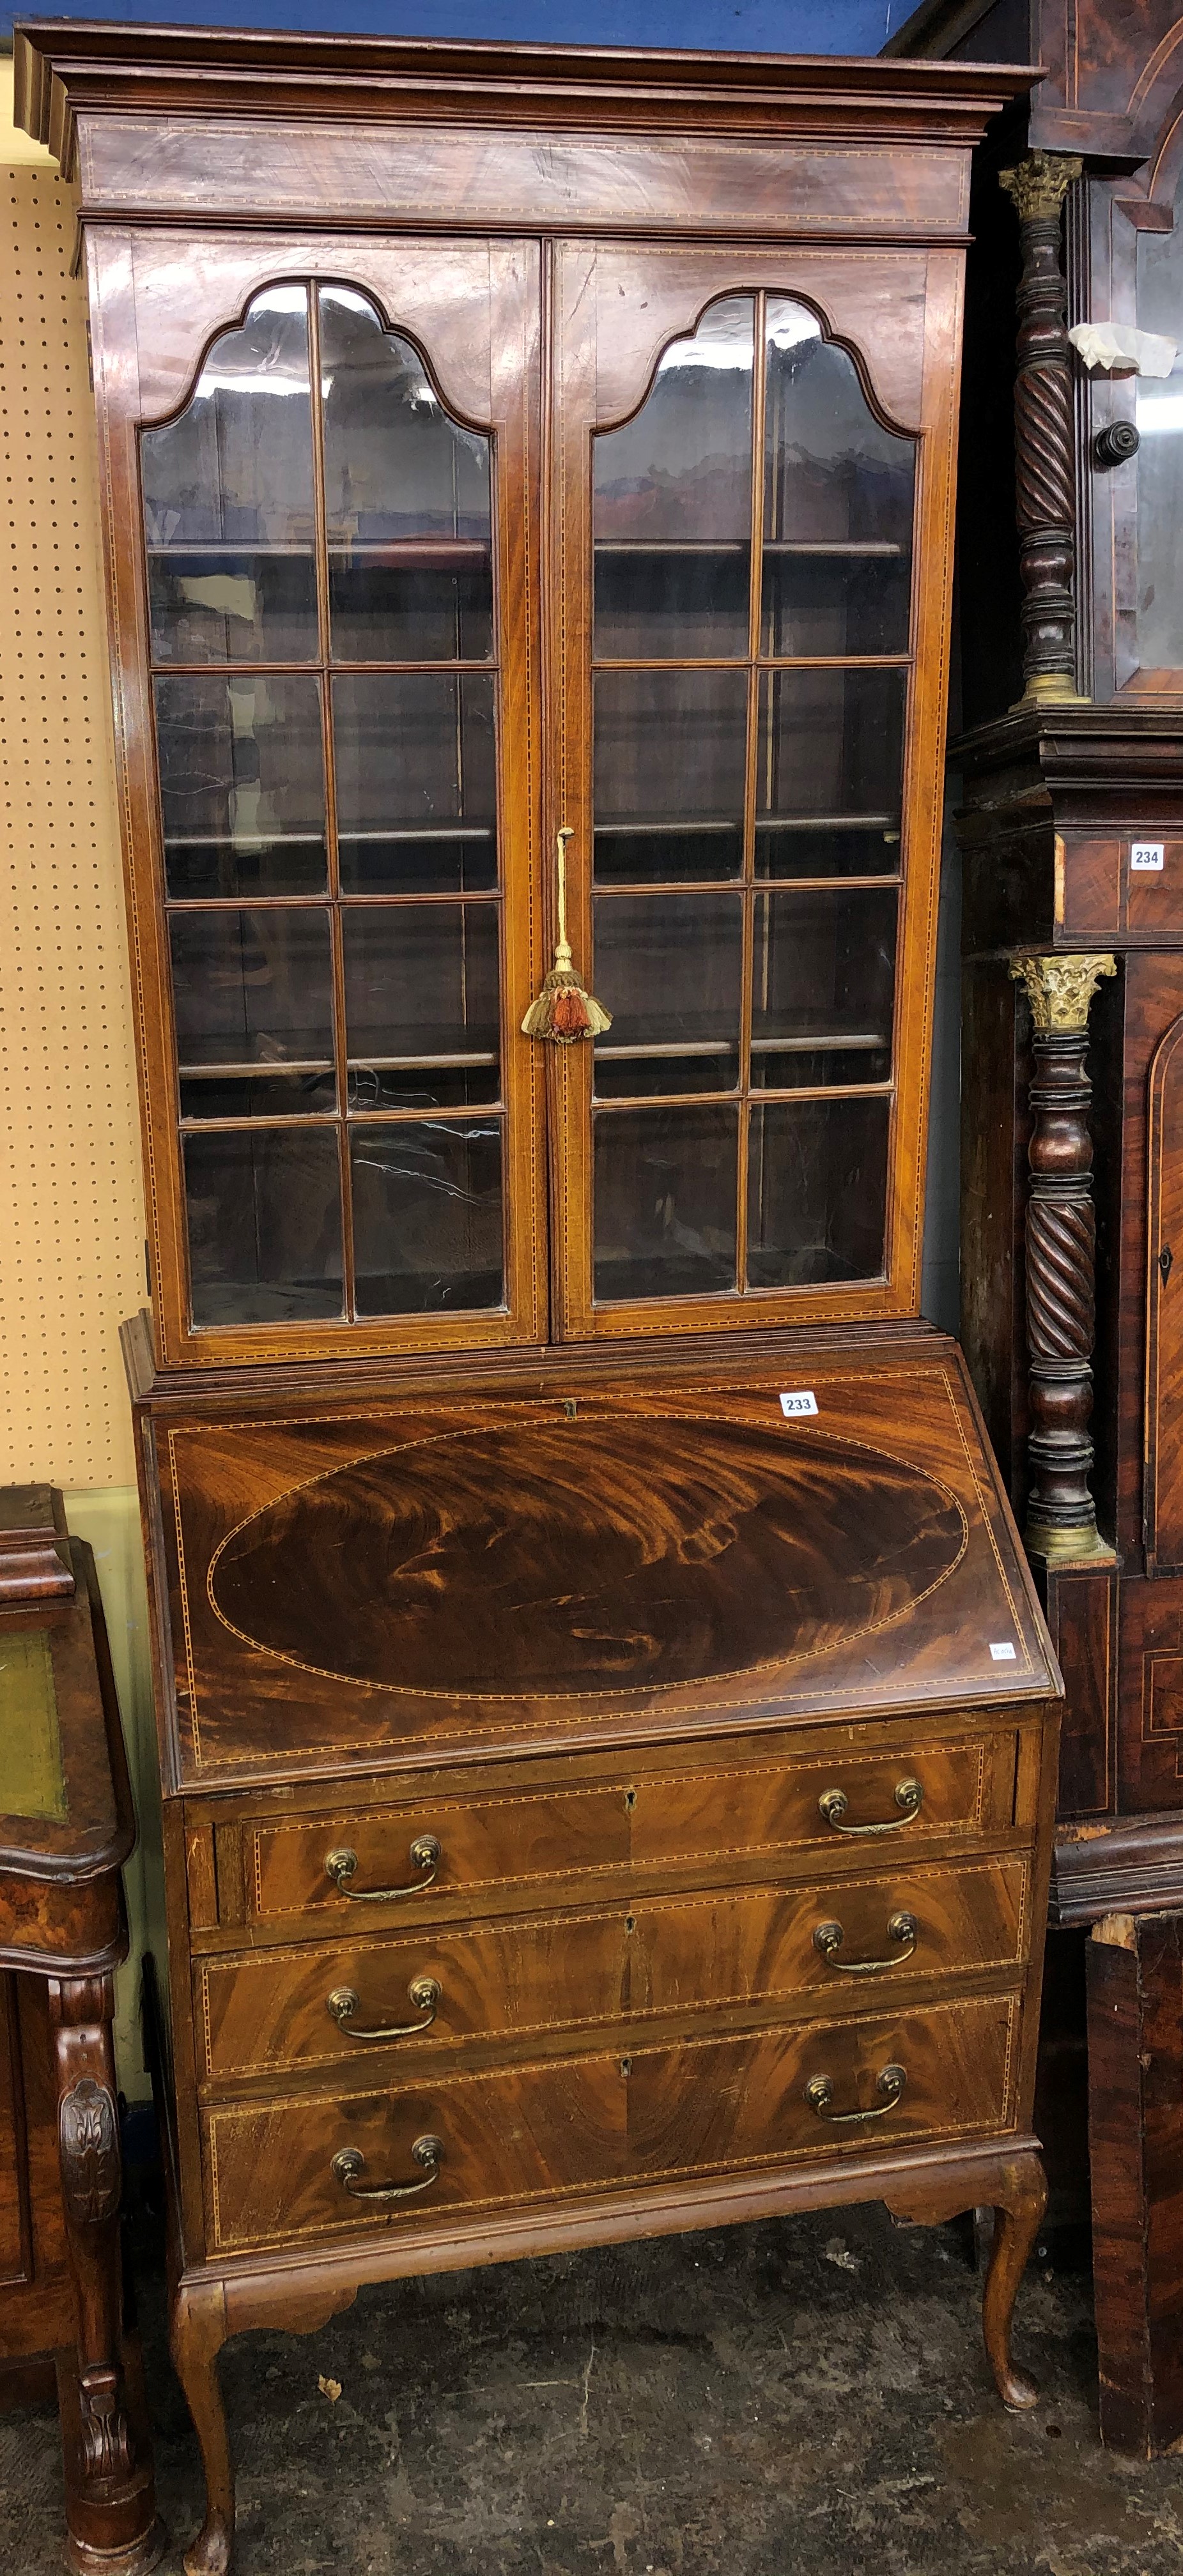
<box><xmin>16</xmin><ymin>24</ymin><xmax>1060</xmax><ymax>2570</ymax></box>
<box><xmin>0</xmin><ymin>1485</ymin><xmax>163</xmax><ymax>2574</ymax></box>
<box><xmin>890</xmin><ymin>0</ymin><xmax>1183</xmax><ymax>2456</ymax></box>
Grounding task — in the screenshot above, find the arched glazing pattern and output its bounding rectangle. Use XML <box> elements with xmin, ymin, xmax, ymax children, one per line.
<box><xmin>141</xmin><ymin>282</ymin><xmax>504</xmax><ymax>1328</ymax></box>
<box><xmin>589</xmin><ymin>293</ymin><xmax>916</xmax><ymax>1305</ymax></box>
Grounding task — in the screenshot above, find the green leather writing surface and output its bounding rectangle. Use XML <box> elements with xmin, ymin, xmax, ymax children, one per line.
<box><xmin>0</xmin><ymin>1630</ymin><xmax>68</xmax><ymax>1821</ymax></box>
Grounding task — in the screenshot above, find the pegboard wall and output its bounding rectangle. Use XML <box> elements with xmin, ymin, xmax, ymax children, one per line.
<box><xmin>1</xmin><ymin>138</ymin><xmax>146</xmax><ymax>1489</ymax></box>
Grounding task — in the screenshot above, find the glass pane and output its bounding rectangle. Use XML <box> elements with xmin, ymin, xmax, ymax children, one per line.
<box><xmin>593</xmin><ymin>1104</ymin><xmax>738</xmax><ymax>1301</ymax></box>
<box><xmin>142</xmin><ymin>284</ymin><xmax>317</xmax><ymax>664</ymax></box>
<box><xmin>753</xmin><ymin>824</ymin><xmax>901</xmax><ymax>881</ymax></box>
<box><xmin>184</xmin><ymin>1128</ymin><xmax>343</xmax><ymax>1325</ymax></box>
<box><xmin>594</xmin><ymin>670</ymin><xmax>747</xmax><ymax>885</ymax></box>
<box><xmin>350</xmin><ymin>1119</ymin><xmax>504</xmax><ymax>1312</ymax></box>
<box><xmin>746</xmin><ymin>1096</ymin><xmax>889</xmax><ymax>1287</ymax></box>
<box><xmin>320</xmin><ymin>286</ymin><xmax>493</xmax><ymax>664</ymax></box>
<box><xmin>593</xmin><ymin>296</ymin><xmax>754</xmax><ymax>659</ymax></box>
<box><xmin>755</xmin><ymin>669</ymin><xmax>905</xmax><ymax>876</ymax></box>
<box><xmin>180</xmin><ymin>1068</ymin><xmax>337</xmax><ymax>1121</ymax></box>
<box><xmin>751</xmin><ymin>887</ymin><xmax>897</xmax><ymax>1089</ymax></box>
<box><xmin>593</xmin><ymin>893</ymin><xmax>742</xmax><ymax>1098</ymax></box>
<box><xmin>333</xmin><ymin>673</ymin><xmax>497</xmax><ymax>893</ymax></box>
<box><xmin>343</xmin><ymin>902</ymin><xmax>500</xmax><ymax>1110</ymax></box>
<box><xmin>762</xmin><ymin>299</ymin><xmax>914</xmax><ymax>659</ymax></box>
<box><xmin>762</xmin><ymin>553</ymin><xmax>912</xmax><ymax>659</ymax></box>
<box><xmin>155</xmin><ymin>675</ymin><xmax>327</xmax><ymax>898</ymax></box>
<box><xmin>1136</xmin><ymin>203</ymin><xmax>1183</xmax><ymax>671</ymax></box>
<box><xmin>170</xmin><ymin>909</ymin><xmax>334</xmax><ymax>1114</ymax></box>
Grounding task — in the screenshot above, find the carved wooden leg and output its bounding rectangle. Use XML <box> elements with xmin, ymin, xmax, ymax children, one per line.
<box><xmin>171</xmin><ymin>2280</ymin><xmax>234</xmax><ymax>2576</ymax></box>
<box><xmin>982</xmin><ymin>2151</ymin><xmax>1048</xmax><ymax>2410</ymax></box>
<box><xmin>49</xmin><ymin>1973</ymin><xmax>165</xmax><ymax>2575</ymax></box>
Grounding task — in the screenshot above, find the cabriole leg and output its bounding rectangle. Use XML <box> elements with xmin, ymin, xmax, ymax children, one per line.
<box><xmin>171</xmin><ymin>2281</ymin><xmax>234</xmax><ymax>2576</ymax></box>
<box><xmin>982</xmin><ymin>2150</ymin><xmax>1048</xmax><ymax>2409</ymax></box>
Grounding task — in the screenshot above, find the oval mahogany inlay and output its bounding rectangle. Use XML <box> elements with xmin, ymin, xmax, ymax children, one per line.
<box><xmin>208</xmin><ymin>1416</ymin><xmax>966</xmax><ymax>1698</ymax></box>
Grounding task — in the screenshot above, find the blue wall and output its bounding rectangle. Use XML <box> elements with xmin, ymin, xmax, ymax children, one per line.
<box><xmin>4</xmin><ymin>1</ymin><xmax>915</xmax><ymax>54</ymax></box>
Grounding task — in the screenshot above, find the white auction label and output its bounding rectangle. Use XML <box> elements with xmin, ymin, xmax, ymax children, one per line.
<box><xmin>780</xmin><ymin>1390</ymin><xmax>819</xmax><ymax>1418</ymax></box>
<box><xmin>1131</xmin><ymin>841</ymin><xmax>1165</xmax><ymax>871</ymax></box>
<box><xmin>989</xmin><ymin>1641</ymin><xmax>1017</xmax><ymax>1662</ymax></box>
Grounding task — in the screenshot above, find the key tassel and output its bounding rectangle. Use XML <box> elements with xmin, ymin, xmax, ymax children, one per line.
<box><xmin>522</xmin><ymin>828</ymin><xmax>612</xmax><ymax>1045</ymax></box>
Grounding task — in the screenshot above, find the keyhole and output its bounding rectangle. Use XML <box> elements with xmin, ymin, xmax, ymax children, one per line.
<box><xmin>624</xmin><ymin>1788</ymin><xmax>637</xmax><ymax>1813</ymax></box>
<box><xmin>1161</xmin><ymin>1245</ymin><xmax>1174</xmax><ymax>1287</ymax></box>
<box><xmin>562</xmin><ymin>1397</ymin><xmax>578</xmax><ymax>1420</ymax></box>
<box><xmin>626</xmin><ymin>1915</ymin><xmax>635</xmax><ymax>1934</ymax></box>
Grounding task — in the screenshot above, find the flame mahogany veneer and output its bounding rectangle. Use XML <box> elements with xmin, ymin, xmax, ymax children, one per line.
<box><xmin>125</xmin><ymin>1322</ymin><xmax>1063</xmax><ymax>2573</ymax></box>
<box><xmin>12</xmin><ymin>23</ymin><xmax>1060</xmax><ymax>2568</ymax></box>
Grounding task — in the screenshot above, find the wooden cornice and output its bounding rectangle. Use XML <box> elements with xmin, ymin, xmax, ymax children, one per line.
<box><xmin>13</xmin><ymin>19</ymin><xmax>1038</xmax><ymax>178</ymax></box>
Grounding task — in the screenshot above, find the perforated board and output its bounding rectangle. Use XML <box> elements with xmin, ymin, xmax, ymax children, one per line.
<box><xmin>1</xmin><ymin>140</ymin><xmax>146</xmax><ymax>1488</ymax></box>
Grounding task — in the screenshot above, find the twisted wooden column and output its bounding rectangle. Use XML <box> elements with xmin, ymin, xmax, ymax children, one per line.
<box><xmin>999</xmin><ymin>151</ymin><xmax>1084</xmax><ymax>705</ymax></box>
<box><xmin>1010</xmin><ymin>953</ymin><xmax>1117</xmax><ymax>1565</ymax></box>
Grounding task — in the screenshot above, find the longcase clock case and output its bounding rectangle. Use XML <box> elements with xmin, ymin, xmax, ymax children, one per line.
<box><xmin>889</xmin><ymin>0</ymin><xmax>1183</xmax><ymax>2457</ymax></box>
<box><xmin>16</xmin><ymin>24</ymin><xmax>1059</xmax><ymax>2573</ymax></box>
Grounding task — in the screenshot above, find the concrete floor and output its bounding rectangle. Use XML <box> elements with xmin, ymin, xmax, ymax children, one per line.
<box><xmin>4</xmin><ymin>2205</ymin><xmax>1183</xmax><ymax>2576</ymax></box>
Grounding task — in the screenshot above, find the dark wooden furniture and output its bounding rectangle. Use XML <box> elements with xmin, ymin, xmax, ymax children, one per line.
<box><xmin>15</xmin><ymin>26</ymin><xmax>1061</xmax><ymax>2571</ymax></box>
<box><xmin>0</xmin><ymin>1484</ymin><xmax>164</xmax><ymax>2574</ymax></box>
<box><xmin>890</xmin><ymin>0</ymin><xmax>1183</xmax><ymax>2457</ymax></box>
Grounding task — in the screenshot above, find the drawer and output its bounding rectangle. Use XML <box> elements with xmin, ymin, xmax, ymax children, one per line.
<box><xmin>203</xmin><ymin>1990</ymin><xmax>1021</xmax><ymax>2251</ymax></box>
<box><xmin>197</xmin><ymin>1855</ymin><xmax>1031</xmax><ymax>2082</ymax></box>
<box><xmin>234</xmin><ymin>1729</ymin><xmax>1021</xmax><ymax>1928</ymax></box>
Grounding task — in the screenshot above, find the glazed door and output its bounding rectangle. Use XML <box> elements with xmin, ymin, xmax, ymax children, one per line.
<box><xmin>93</xmin><ymin>229</ymin><xmax>962</xmax><ymax>1365</ymax></box>
<box><xmin>91</xmin><ymin>235</ymin><xmax>546</xmax><ymax>1367</ymax></box>
<box><xmin>546</xmin><ymin>242</ymin><xmax>961</xmax><ymax>1342</ymax></box>
<box><xmin>1088</xmin><ymin>161</ymin><xmax>1183</xmax><ymax>700</ymax></box>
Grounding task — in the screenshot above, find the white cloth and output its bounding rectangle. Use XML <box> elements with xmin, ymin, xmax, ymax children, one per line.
<box><xmin>1068</xmin><ymin>323</ymin><xmax>1178</xmax><ymax>378</ymax></box>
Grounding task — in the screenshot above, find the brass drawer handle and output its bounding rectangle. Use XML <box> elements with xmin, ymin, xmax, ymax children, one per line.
<box><xmin>813</xmin><ymin>1912</ymin><xmax>918</xmax><ymax>1975</ymax></box>
<box><xmin>326</xmin><ymin>1975</ymin><xmax>441</xmax><ymax>2041</ymax></box>
<box><xmin>805</xmin><ymin>2064</ymin><xmax>907</xmax><ymax>2124</ymax></box>
<box><xmin>325</xmin><ymin>1835</ymin><xmax>441</xmax><ymax>1901</ymax></box>
<box><xmin>331</xmin><ymin>2136</ymin><xmax>444</xmax><ymax>2203</ymax></box>
<box><xmin>818</xmin><ymin>1778</ymin><xmax>923</xmax><ymax>1837</ymax></box>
